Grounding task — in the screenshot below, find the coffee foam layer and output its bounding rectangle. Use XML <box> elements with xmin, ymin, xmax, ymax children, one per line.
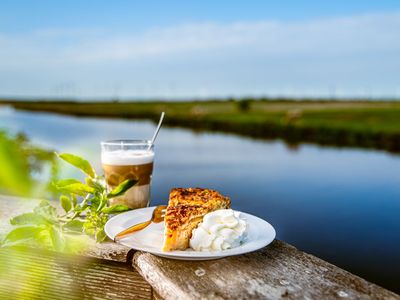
<box><xmin>101</xmin><ymin>150</ymin><xmax>154</xmax><ymax>166</ymax></box>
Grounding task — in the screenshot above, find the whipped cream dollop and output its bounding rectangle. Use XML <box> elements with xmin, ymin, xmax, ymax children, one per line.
<box><xmin>189</xmin><ymin>209</ymin><xmax>247</xmax><ymax>251</ymax></box>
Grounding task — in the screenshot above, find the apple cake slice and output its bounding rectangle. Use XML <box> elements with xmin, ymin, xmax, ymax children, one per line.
<box><xmin>162</xmin><ymin>188</ymin><xmax>231</xmax><ymax>251</ymax></box>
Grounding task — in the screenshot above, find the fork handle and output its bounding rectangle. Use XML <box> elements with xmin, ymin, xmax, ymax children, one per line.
<box><xmin>114</xmin><ymin>220</ymin><xmax>152</xmax><ymax>242</ymax></box>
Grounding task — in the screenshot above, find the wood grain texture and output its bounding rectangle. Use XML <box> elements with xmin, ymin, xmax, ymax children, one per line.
<box><xmin>133</xmin><ymin>241</ymin><xmax>400</xmax><ymax>300</ymax></box>
<box><xmin>0</xmin><ymin>247</ymin><xmax>152</xmax><ymax>300</ymax></box>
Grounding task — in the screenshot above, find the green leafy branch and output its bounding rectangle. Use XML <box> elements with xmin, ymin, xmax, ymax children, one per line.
<box><xmin>1</xmin><ymin>153</ymin><xmax>137</xmax><ymax>252</ymax></box>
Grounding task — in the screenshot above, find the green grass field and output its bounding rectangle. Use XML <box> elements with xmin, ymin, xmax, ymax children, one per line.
<box><xmin>2</xmin><ymin>99</ymin><xmax>400</xmax><ymax>152</ymax></box>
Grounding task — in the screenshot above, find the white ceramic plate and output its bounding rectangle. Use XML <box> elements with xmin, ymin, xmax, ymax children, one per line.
<box><xmin>105</xmin><ymin>206</ymin><xmax>276</xmax><ymax>260</ymax></box>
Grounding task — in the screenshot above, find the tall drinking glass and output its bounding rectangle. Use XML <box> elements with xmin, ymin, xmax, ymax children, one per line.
<box><xmin>101</xmin><ymin>140</ymin><xmax>154</xmax><ymax>209</ymax></box>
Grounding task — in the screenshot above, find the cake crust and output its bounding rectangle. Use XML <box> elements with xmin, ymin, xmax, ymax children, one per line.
<box><xmin>162</xmin><ymin>188</ymin><xmax>231</xmax><ymax>251</ymax></box>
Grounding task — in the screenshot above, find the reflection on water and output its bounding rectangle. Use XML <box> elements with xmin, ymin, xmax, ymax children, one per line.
<box><xmin>1</xmin><ymin>106</ymin><xmax>399</xmax><ymax>292</ymax></box>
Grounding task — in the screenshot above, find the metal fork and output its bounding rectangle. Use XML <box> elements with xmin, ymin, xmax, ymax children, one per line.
<box><xmin>113</xmin><ymin>205</ymin><xmax>167</xmax><ymax>242</ymax></box>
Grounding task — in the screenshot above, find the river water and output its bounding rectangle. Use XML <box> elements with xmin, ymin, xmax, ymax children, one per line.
<box><xmin>0</xmin><ymin>106</ymin><xmax>399</xmax><ymax>293</ymax></box>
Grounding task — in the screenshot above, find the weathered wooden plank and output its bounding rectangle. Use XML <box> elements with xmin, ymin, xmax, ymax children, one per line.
<box><xmin>0</xmin><ymin>247</ymin><xmax>152</xmax><ymax>300</ymax></box>
<box><xmin>133</xmin><ymin>241</ymin><xmax>399</xmax><ymax>300</ymax></box>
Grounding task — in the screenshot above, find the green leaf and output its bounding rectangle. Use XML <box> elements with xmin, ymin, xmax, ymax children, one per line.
<box><xmin>95</xmin><ymin>229</ymin><xmax>107</xmax><ymax>242</ymax></box>
<box><xmin>49</xmin><ymin>226</ymin><xmax>65</xmax><ymax>251</ymax></box>
<box><xmin>60</xmin><ymin>195</ymin><xmax>72</xmax><ymax>213</ymax></box>
<box><xmin>56</xmin><ymin>183</ymin><xmax>95</xmax><ymax>196</ymax></box>
<box><xmin>85</xmin><ymin>177</ymin><xmax>104</xmax><ymax>192</ymax></box>
<box><xmin>107</xmin><ymin>179</ymin><xmax>137</xmax><ymax>198</ymax></box>
<box><xmin>3</xmin><ymin>228</ymin><xmax>52</xmax><ymax>248</ymax></box>
<box><xmin>57</xmin><ymin>153</ymin><xmax>96</xmax><ymax>178</ymax></box>
<box><xmin>71</xmin><ymin>195</ymin><xmax>78</xmax><ymax>206</ymax></box>
<box><xmin>1</xmin><ymin>238</ymin><xmax>30</xmax><ymax>248</ymax></box>
<box><xmin>4</xmin><ymin>225</ymin><xmax>45</xmax><ymax>242</ymax></box>
<box><xmin>63</xmin><ymin>219</ymin><xmax>84</xmax><ymax>232</ymax></box>
<box><xmin>0</xmin><ymin>132</ymin><xmax>33</xmax><ymax>196</ymax></box>
<box><xmin>90</xmin><ymin>196</ymin><xmax>101</xmax><ymax>209</ymax></box>
<box><xmin>10</xmin><ymin>213</ymin><xmax>48</xmax><ymax>226</ymax></box>
<box><xmin>101</xmin><ymin>204</ymin><xmax>130</xmax><ymax>214</ymax></box>
<box><xmin>96</xmin><ymin>198</ymin><xmax>107</xmax><ymax>212</ymax></box>
<box><xmin>33</xmin><ymin>200</ymin><xmax>58</xmax><ymax>223</ymax></box>
<box><xmin>53</xmin><ymin>178</ymin><xmax>81</xmax><ymax>187</ymax></box>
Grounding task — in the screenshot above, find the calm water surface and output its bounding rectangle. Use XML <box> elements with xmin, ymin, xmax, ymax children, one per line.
<box><xmin>1</xmin><ymin>106</ymin><xmax>399</xmax><ymax>293</ymax></box>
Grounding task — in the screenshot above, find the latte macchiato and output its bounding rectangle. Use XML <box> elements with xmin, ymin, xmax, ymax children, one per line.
<box><xmin>101</xmin><ymin>141</ymin><xmax>154</xmax><ymax>209</ymax></box>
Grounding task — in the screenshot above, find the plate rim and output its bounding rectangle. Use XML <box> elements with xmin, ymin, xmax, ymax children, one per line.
<box><xmin>104</xmin><ymin>206</ymin><xmax>276</xmax><ymax>260</ymax></box>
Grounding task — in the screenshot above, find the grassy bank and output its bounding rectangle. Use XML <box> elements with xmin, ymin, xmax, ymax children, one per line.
<box><xmin>2</xmin><ymin>99</ymin><xmax>400</xmax><ymax>152</ymax></box>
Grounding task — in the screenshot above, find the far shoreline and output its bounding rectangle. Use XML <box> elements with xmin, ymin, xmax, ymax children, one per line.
<box><xmin>2</xmin><ymin>98</ymin><xmax>400</xmax><ymax>153</ymax></box>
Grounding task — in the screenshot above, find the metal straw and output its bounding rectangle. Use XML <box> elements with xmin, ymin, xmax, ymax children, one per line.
<box><xmin>148</xmin><ymin>112</ymin><xmax>165</xmax><ymax>150</ymax></box>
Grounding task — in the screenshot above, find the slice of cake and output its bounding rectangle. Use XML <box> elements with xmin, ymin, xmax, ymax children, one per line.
<box><xmin>162</xmin><ymin>188</ymin><xmax>231</xmax><ymax>251</ymax></box>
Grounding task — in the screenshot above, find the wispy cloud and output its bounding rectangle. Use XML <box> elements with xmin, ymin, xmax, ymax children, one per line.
<box><xmin>75</xmin><ymin>12</ymin><xmax>400</xmax><ymax>62</ymax></box>
<box><xmin>0</xmin><ymin>12</ymin><xmax>399</xmax><ymax>98</ymax></box>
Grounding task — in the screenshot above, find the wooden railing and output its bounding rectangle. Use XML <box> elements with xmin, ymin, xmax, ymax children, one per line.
<box><xmin>0</xmin><ymin>196</ymin><xmax>398</xmax><ymax>299</ymax></box>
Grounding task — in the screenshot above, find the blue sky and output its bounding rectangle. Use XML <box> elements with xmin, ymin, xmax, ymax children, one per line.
<box><xmin>0</xmin><ymin>1</ymin><xmax>399</xmax><ymax>99</ymax></box>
